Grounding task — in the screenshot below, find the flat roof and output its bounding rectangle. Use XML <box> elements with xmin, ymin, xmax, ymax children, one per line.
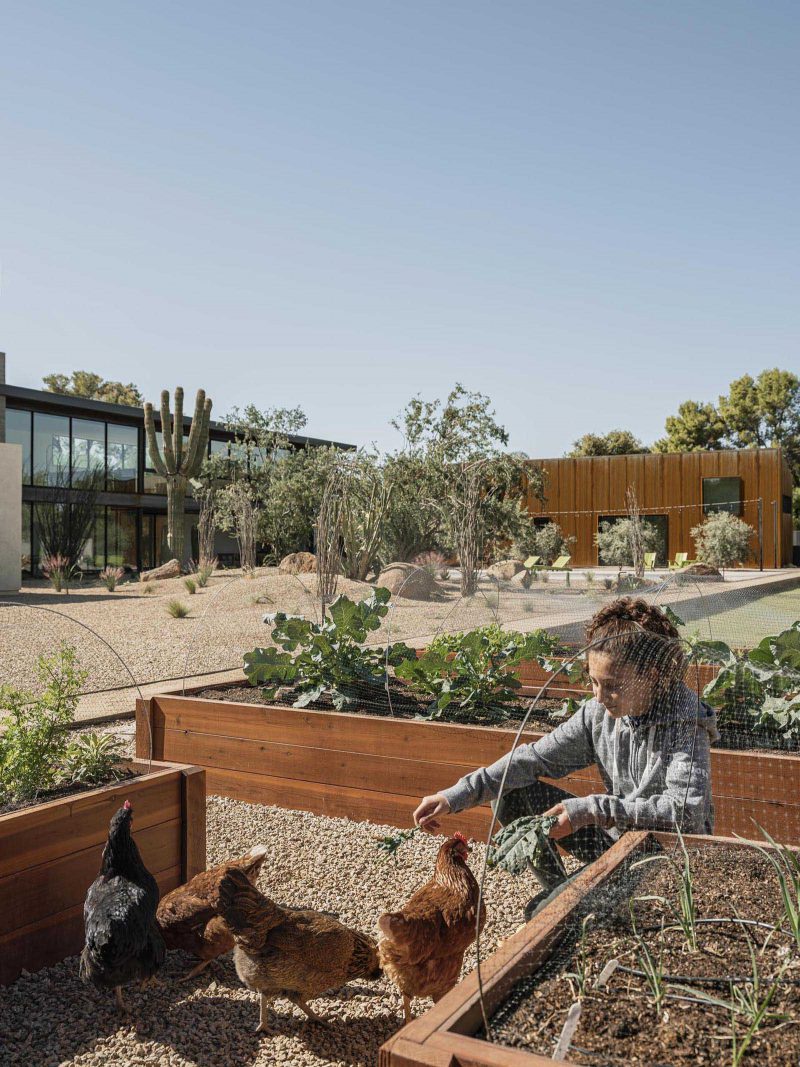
<box><xmin>0</xmin><ymin>383</ymin><xmax>354</xmax><ymax>451</ymax></box>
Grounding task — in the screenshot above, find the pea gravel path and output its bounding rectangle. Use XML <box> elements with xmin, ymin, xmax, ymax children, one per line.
<box><xmin>0</xmin><ymin>795</ymin><xmax>567</xmax><ymax>1067</ymax></box>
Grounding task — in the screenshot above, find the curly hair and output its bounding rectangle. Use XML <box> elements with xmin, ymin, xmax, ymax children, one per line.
<box><xmin>585</xmin><ymin>597</ymin><xmax>686</xmax><ymax>684</ymax></box>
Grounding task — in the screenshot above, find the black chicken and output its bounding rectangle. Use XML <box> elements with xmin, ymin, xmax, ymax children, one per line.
<box><xmin>79</xmin><ymin>800</ymin><xmax>166</xmax><ymax>1012</ymax></box>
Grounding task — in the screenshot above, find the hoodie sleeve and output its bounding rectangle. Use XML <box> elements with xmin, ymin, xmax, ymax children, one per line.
<box><xmin>441</xmin><ymin>703</ymin><xmax>597</xmax><ymax>813</ymax></box>
<box><xmin>561</xmin><ymin>724</ymin><xmax>712</xmax><ymax>834</ymax></box>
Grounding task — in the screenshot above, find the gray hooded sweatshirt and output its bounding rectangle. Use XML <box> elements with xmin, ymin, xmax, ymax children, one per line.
<box><xmin>441</xmin><ymin>684</ymin><xmax>719</xmax><ymax>837</ymax></box>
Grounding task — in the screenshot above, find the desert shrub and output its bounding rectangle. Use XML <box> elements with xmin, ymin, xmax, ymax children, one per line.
<box><xmin>690</xmin><ymin>511</ymin><xmax>754</xmax><ymax>571</ymax></box>
<box><xmin>594</xmin><ymin>517</ymin><xmax>661</xmax><ymax>568</ymax></box>
<box><xmin>62</xmin><ymin>732</ymin><xmax>125</xmax><ymax>786</ymax></box>
<box><xmin>167</xmin><ymin>599</ymin><xmax>189</xmax><ymax>618</ymax></box>
<box><xmin>41</xmin><ymin>553</ymin><xmax>77</xmax><ymax>592</ymax></box>
<box><xmin>244</xmin><ymin>588</ymin><xmax>416</xmax><ymax>710</ymax></box>
<box><xmin>412</xmin><ymin>550</ymin><xmax>450</xmax><ymax>580</ymax></box>
<box><xmin>183</xmin><ymin>577</ymin><xmax>197</xmax><ymax>595</ymax></box>
<box><xmin>514</xmin><ymin>522</ymin><xmax>574</xmax><ymax>566</ymax></box>
<box><xmin>142</xmin><ymin>583</ymin><xmax>155</xmax><ymax>595</ymax></box>
<box><xmin>0</xmin><ymin>644</ymin><xmax>87</xmax><ymax>804</ymax></box>
<box><xmin>195</xmin><ymin>560</ymin><xmax>217</xmax><ymax>587</ymax></box>
<box><xmin>99</xmin><ymin>565</ymin><xmax>124</xmax><ymax>591</ymax></box>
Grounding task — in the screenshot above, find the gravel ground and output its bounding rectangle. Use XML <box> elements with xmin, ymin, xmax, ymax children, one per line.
<box><xmin>0</xmin><ymin>567</ymin><xmax>590</xmax><ymax>700</ymax></box>
<box><xmin>0</xmin><ymin>796</ymin><xmax>574</xmax><ymax>1067</ymax></box>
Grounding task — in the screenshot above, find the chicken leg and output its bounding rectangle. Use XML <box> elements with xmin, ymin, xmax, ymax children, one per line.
<box><xmin>114</xmin><ymin>986</ymin><xmax>129</xmax><ymax>1014</ymax></box>
<box><xmin>180</xmin><ymin>957</ymin><xmax>214</xmax><ymax>982</ymax></box>
<box><xmin>288</xmin><ymin>993</ymin><xmax>331</xmax><ymax>1028</ymax></box>
<box><xmin>256</xmin><ymin>993</ymin><xmax>273</xmax><ymax>1034</ymax></box>
<box><xmin>402</xmin><ymin>995</ymin><xmax>413</xmax><ymax>1024</ymax></box>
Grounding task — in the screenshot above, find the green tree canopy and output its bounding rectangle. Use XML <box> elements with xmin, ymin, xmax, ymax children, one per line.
<box><xmin>43</xmin><ymin>370</ymin><xmax>143</xmax><ymax>407</ymax></box>
<box><xmin>566</xmin><ymin>430</ymin><xmax>649</xmax><ymax>457</ymax></box>
<box><xmin>655</xmin><ymin>369</ymin><xmax>800</xmax><ymax>478</ymax></box>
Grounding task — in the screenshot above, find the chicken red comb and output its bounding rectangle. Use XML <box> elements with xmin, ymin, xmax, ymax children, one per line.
<box><xmin>123</xmin><ymin>800</ymin><xmax>132</xmax><ymax>810</ymax></box>
<box><xmin>453</xmin><ymin>832</ymin><xmax>468</xmax><ymax>844</ymax></box>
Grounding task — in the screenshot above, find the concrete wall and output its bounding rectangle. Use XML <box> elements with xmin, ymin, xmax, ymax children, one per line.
<box><xmin>0</xmin><ymin>442</ymin><xmax>22</xmax><ymax>592</ymax></box>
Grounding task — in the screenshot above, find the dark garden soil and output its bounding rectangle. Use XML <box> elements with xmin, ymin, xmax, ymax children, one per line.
<box><xmin>0</xmin><ymin>766</ymin><xmax>139</xmax><ymax>816</ymax></box>
<box><xmin>489</xmin><ymin>845</ymin><xmax>800</xmax><ymax>1065</ymax></box>
<box><xmin>194</xmin><ymin>681</ymin><xmax>565</xmax><ymax>729</ymax></box>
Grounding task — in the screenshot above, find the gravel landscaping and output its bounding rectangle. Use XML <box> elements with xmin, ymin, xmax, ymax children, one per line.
<box><xmin>0</xmin><ymin>794</ymin><xmax>567</xmax><ymax>1067</ymax></box>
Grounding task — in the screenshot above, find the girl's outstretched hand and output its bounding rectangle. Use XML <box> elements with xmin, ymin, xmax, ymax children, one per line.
<box><xmin>413</xmin><ymin>793</ymin><xmax>451</xmax><ymax>833</ymax></box>
<box><xmin>542</xmin><ymin>802</ymin><xmax>574</xmax><ymax>839</ymax></box>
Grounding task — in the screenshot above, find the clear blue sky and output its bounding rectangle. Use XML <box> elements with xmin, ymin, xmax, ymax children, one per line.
<box><xmin>2</xmin><ymin>1</ymin><xmax>798</xmax><ymax>454</ymax></box>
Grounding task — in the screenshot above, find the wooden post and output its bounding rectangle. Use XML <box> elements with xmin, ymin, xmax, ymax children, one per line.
<box><xmin>135</xmin><ymin>698</ymin><xmax>156</xmax><ymax>761</ymax></box>
<box><xmin>180</xmin><ymin>766</ymin><xmax>206</xmax><ymax>881</ymax></box>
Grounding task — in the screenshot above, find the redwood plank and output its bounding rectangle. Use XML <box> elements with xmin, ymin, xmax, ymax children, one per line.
<box><xmin>180</xmin><ymin>766</ymin><xmax>207</xmax><ymax>881</ymax></box>
<box><xmin>0</xmin><ymin>770</ymin><xmax>182</xmax><ymax>879</ymax></box>
<box><xmin>0</xmin><ymin>866</ymin><xmax>181</xmax><ymax>985</ymax></box>
<box><xmin>0</xmin><ymin>819</ymin><xmax>181</xmax><ymax>936</ymax></box>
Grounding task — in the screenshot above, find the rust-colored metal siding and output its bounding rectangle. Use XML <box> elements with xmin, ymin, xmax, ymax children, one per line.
<box><xmin>525</xmin><ymin>448</ymin><xmax>791</xmax><ymax>568</ymax></box>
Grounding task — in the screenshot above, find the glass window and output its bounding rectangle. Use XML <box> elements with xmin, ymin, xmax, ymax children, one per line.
<box><xmin>33</xmin><ymin>412</ymin><xmax>70</xmax><ymax>485</ymax></box>
<box><xmin>107</xmin><ymin>423</ymin><xmax>138</xmax><ymax>492</ymax></box>
<box><xmin>702</xmin><ymin>477</ymin><xmax>742</xmax><ymax>515</ymax></box>
<box><xmin>78</xmin><ymin>507</ymin><xmax>106</xmax><ymax>570</ymax></box>
<box><xmin>21</xmin><ymin>503</ymin><xmax>32</xmax><ymax>574</ymax></box>
<box><xmin>107</xmin><ymin>508</ymin><xmax>137</xmax><ymax>569</ymax></box>
<box><xmin>72</xmin><ymin>419</ymin><xmax>106</xmax><ymax>487</ymax></box>
<box><xmin>6</xmin><ymin>408</ymin><xmax>32</xmax><ymax>484</ymax></box>
<box><xmin>144</xmin><ymin>470</ymin><xmax>169</xmax><ymax>495</ymax></box>
<box><xmin>141</xmin><ymin>514</ymin><xmax>155</xmax><ymax>570</ymax></box>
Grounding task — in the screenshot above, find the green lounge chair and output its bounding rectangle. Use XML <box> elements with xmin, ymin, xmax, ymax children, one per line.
<box><xmin>668</xmin><ymin>552</ymin><xmax>695</xmax><ymax>570</ymax></box>
<box><xmin>523</xmin><ymin>555</ymin><xmax>542</xmax><ymax>569</ymax></box>
<box><xmin>643</xmin><ymin>552</ymin><xmax>656</xmax><ymax>571</ymax></box>
<box><xmin>550</xmin><ymin>555</ymin><xmax>572</xmax><ymax>571</ymax></box>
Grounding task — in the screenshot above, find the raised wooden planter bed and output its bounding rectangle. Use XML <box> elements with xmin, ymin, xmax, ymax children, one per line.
<box><xmin>136</xmin><ymin>686</ymin><xmax>800</xmax><ymax>843</ymax></box>
<box><xmin>378</xmin><ymin>830</ymin><xmax>796</xmax><ymax>1067</ymax></box>
<box><xmin>0</xmin><ymin>759</ymin><xmax>206</xmax><ymax>985</ymax></box>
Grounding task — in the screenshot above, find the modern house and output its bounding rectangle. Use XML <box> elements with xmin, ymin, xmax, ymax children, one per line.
<box><xmin>0</xmin><ymin>354</ymin><xmax>352</xmax><ymax>575</ymax></box>
<box><xmin>525</xmin><ymin>449</ymin><xmax>794</xmax><ymax>569</ymax></box>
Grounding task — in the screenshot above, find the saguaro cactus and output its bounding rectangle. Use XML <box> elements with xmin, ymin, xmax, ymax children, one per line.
<box><xmin>143</xmin><ymin>388</ymin><xmax>212</xmax><ymax>565</ymax></box>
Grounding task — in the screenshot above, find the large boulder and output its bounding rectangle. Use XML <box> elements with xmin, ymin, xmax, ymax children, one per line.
<box><xmin>376</xmin><ymin>562</ymin><xmax>441</xmax><ymax>601</ymax></box>
<box><xmin>278</xmin><ymin>551</ymin><xmax>317</xmax><ymax>575</ymax></box>
<box><xmin>140</xmin><ymin>558</ymin><xmax>181</xmax><ymax>582</ymax></box>
<box><xmin>486</xmin><ymin>559</ymin><xmax>524</xmax><ymax>581</ymax></box>
<box><xmin>681</xmin><ymin>563</ymin><xmax>723</xmax><ymax>579</ymax></box>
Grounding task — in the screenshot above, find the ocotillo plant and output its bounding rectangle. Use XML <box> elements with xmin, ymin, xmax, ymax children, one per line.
<box><xmin>143</xmin><ymin>388</ymin><xmax>212</xmax><ymax>565</ymax></box>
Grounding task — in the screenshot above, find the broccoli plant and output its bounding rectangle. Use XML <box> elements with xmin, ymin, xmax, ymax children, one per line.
<box><xmin>688</xmin><ymin>622</ymin><xmax>800</xmax><ymax>741</ymax></box>
<box><xmin>395</xmin><ymin>625</ymin><xmax>572</xmax><ymax>723</ymax></box>
<box><xmin>488</xmin><ymin>814</ymin><xmax>566</xmax><ymax>888</ymax></box>
<box><xmin>243</xmin><ymin>587</ymin><xmax>416</xmax><ymax>710</ymax></box>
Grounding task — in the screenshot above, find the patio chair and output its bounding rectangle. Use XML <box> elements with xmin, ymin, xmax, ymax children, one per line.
<box><xmin>643</xmin><ymin>552</ymin><xmax>657</xmax><ymax>571</ymax></box>
<box><xmin>668</xmin><ymin>552</ymin><xmax>694</xmax><ymax>570</ymax></box>
<box><xmin>550</xmin><ymin>555</ymin><xmax>572</xmax><ymax>571</ymax></box>
<box><xmin>523</xmin><ymin>555</ymin><xmax>542</xmax><ymax>569</ymax></box>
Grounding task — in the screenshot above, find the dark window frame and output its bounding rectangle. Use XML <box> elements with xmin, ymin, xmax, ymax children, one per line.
<box><xmin>702</xmin><ymin>476</ymin><xmax>743</xmax><ymax>516</ymax></box>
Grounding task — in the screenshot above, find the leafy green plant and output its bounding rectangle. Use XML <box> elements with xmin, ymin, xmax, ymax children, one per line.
<box><xmin>689</xmin><ymin>622</ymin><xmax>800</xmax><ymax>740</ymax></box>
<box><xmin>61</xmin><ymin>732</ymin><xmax>125</xmax><ymax>786</ymax></box>
<box><xmin>375</xmin><ymin>826</ymin><xmax>420</xmax><ymax>865</ymax></box>
<box><xmin>396</xmin><ymin>626</ymin><xmax>562</xmax><ymax>723</ymax></box>
<box><xmin>488</xmin><ymin>814</ymin><xmax>567</xmax><ymax>890</ymax></box>
<box><xmin>99</xmin><ymin>565</ymin><xmax>124</xmax><ymax>591</ymax></box>
<box><xmin>630</xmin><ymin>905</ymin><xmax>667</xmax><ymax>1016</ymax></box>
<box><xmin>243</xmin><ymin>588</ymin><xmax>416</xmax><ymax>710</ymax></box>
<box><xmin>690</xmin><ymin>511</ymin><xmax>754</xmax><ymax>572</ymax></box>
<box><xmin>183</xmin><ymin>577</ymin><xmax>197</xmax><ymax>595</ymax></box>
<box><xmin>167</xmin><ymin>599</ymin><xmax>189</xmax><ymax>618</ymax></box>
<box><xmin>0</xmin><ymin>645</ymin><xmax>88</xmax><ymax>805</ymax></box>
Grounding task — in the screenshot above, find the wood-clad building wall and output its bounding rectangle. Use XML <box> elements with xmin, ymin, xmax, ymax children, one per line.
<box><xmin>524</xmin><ymin>448</ymin><xmax>793</xmax><ymax>569</ymax></box>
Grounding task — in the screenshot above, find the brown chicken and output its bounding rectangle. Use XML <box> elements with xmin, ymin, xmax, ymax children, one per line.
<box><xmin>218</xmin><ymin>868</ymin><xmax>382</xmax><ymax>1033</ymax></box>
<box><xmin>157</xmin><ymin>844</ymin><xmax>267</xmax><ymax>980</ymax></box>
<box><xmin>378</xmin><ymin>832</ymin><xmax>486</xmax><ymax>1023</ymax></box>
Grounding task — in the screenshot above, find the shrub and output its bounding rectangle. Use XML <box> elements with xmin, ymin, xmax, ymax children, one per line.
<box><xmin>514</xmin><ymin>522</ymin><xmax>574</xmax><ymax>566</ymax></box>
<box><xmin>41</xmin><ymin>553</ymin><xmax>76</xmax><ymax>592</ymax></box>
<box><xmin>0</xmin><ymin>644</ymin><xmax>87</xmax><ymax>805</ymax></box>
<box><xmin>244</xmin><ymin>588</ymin><xmax>416</xmax><ymax>710</ymax></box>
<box><xmin>412</xmin><ymin>550</ymin><xmax>450</xmax><ymax>580</ymax></box>
<box><xmin>195</xmin><ymin>559</ymin><xmax>217</xmax><ymax>587</ymax></box>
<box><xmin>61</xmin><ymin>732</ymin><xmax>125</xmax><ymax>786</ymax></box>
<box><xmin>690</xmin><ymin>511</ymin><xmax>754</xmax><ymax>572</ymax></box>
<box><xmin>142</xmin><ymin>583</ymin><xmax>155</xmax><ymax>595</ymax></box>
<box><xmin>594</xmin><ymin>517</ymin><xmax>662</xmax><ymax>568</ymax></box>
<box><xmin>99</xmin><ymin>565</ymin><xmax>124</xmax><ymax>591</ymax></box>
<box><xmin>183</xmin><ymin>577</ymin><xmax>197</xmax><ymax>595</ymax></box>
<box><xmin>167</xmin><ymin>599</ymin><xmax>189</xmax><ymax>618</ymax></box>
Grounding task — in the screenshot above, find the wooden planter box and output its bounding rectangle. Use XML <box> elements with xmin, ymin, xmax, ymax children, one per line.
<box><xmin>378</xmin><ymin>830</ymin><xmax>784</xmax><ymax>1067</ymax></box>
<box><xmin>0</xmin><ymin>759</ymin><xmax>206</xmax><ymax>985</ymax></box>
<box><xmin>136</xmin><ymin>687</ymin><xmax>800</xmax><ymax>844</ymax></box>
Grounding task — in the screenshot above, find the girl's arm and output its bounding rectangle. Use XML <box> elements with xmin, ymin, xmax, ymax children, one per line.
<box><xmin>439</xmin><ymin>703</ymin><xmax>597</xmax><ymax>814</ymax></box>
